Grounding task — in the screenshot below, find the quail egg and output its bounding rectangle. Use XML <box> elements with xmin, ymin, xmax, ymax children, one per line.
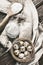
<box><xmin>19</xmin><ymin>53</ymin><xmax>24</xmax><ymax>59</ymax></box>
<box><xmin>27</xmin><ymin>46</ymin><xmax>32</xmax><ymax>52</ymax></box>
<box><xmin>14</xmin><ymin>50</ymin><xmax>20</xmax><ymax>56</ymax></box>
<box><xmin>13</xmin><ymin>44</ymin><xmax>19</xmax><ymax>50</ymax></box>
<box><xmin>24</xmin><ymin>41</ymin><xmax>29</xmax><ymax>47</ymax></box>
<box><xmin>20</xmin><ymin>46</ymin><xmax>25</xmax><ymax>52</ymax></box>
<box><xmin>20</xmin><ymin>41</ymin><xmax>24</xmax><ymax>46</ymax></box>
<box><xmin>26</xmin><ymin>52</ymin><xmax>31</xmax><ymax>58</ymax></box>
<box><xmin>24</xmin><ymin>51</ymin><xmax>29</xmax><ymax>56</ymax></box>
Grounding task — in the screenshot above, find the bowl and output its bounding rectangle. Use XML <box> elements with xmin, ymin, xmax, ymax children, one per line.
<box><xmin>10</xmin><ymin>38</ymin><xmax>35</xmax><ymax>63</ymax></box>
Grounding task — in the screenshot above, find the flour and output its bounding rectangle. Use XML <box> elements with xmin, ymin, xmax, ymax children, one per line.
<box><xmin>5</xmin><ymin>21</ymin><xmax>20</xmax><ymax>38</ymax></box>
<box><xmin>11</xmin><ymin>3</ymin><xmax>23</xmax><ymax>14</ymax></box>
<box><xmin>0</xmin><ymin>0</ymin><xmax>11</xmax><ymax>13</ymax></box>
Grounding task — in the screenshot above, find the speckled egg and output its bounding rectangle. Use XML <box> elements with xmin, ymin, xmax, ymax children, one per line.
<box><xmin>24</xmin><ymin>51</ymin><xmax>29</xmax><ymax>56</ymax></box>
<box><xmin>14</xmin><ymin>50</ymin><xmax>20</xmax><ymax>56</ymax></box>
<box><xmin>20</xmin><ymin>41</ymin><xmax>24</xmax><ymax>46</ymax></box>
<box><xmin>20</xmin><ymin>46</ymin><xmax>25</xmax><ymax>52</ymax></box>
<box><xmin>27</xmin><ymin>46</ymin><xmax>32</xmax><ymax>52</ymax></box>
<box><xmin>13</xmin><ymin>44</ymin><xmax>19</xmax><ymax>50</ymax></box>
<box><xmin>24</xmin><ymin>41</ymin><xmax>29</xmax><ymax>47</ymax></box>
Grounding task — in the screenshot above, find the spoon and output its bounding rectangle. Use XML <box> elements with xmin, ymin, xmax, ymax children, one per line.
<box><xmin>0</xmin><ymin>2</ymin><xmax>23</xmax><ymax>31</ymax></box>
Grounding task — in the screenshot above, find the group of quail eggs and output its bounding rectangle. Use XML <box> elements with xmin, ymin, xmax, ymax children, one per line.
<box><xmin>13</xmin><ymin>40</ymin><xmax>33</xmax><ymax>59</ymax></box>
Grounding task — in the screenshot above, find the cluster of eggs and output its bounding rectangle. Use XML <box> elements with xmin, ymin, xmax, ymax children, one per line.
<box><xmin>13</xmin><ymin>41</ymin><xmax>33</xmax><ymax>59</ymax></box>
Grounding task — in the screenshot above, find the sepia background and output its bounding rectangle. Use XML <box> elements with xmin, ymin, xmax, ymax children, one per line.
<box><xmin>0</xmin><ymin>0</ymin><xmax>43</xmax><ymax>65</ymax></box>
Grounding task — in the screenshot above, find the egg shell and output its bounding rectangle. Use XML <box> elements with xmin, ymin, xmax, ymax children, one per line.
<box><xmin>19</xmin><ymin>53</ymin><xmax>24</xmax><ymax>59</ymax></box>
<box><xmin>26</xmin><ymin>52</ymin><xmax>31</xmax><ymax>58</ymax></box>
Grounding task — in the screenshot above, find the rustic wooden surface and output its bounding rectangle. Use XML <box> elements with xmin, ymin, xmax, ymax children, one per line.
<box><xmin>0</xmin><ymin>0</ymin><xmax>43</xmax><ymax>65</ymax></box>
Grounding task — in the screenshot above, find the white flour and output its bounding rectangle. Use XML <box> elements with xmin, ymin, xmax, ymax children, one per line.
<box><xmin>0</xmin><ymin>0</ymin><xmax>11</xmax><ymax>13</ymax></box>
<box><xmin>5</xmin><ymin>21</ymin><xmax>20</xmax><ymax>38</ymax></box>
<box><xmin>11</xmin><ymin>3</ymin><xmax>23</xmax><ymax>14</ymax></box>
